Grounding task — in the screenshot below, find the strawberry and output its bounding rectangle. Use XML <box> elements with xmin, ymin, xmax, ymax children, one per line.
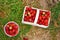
<box><xmin>23</xmin><ymin>37</ymin><xmax>28</xmax><ymax>40</ymax></box>
<box><xmin>26</xmin><ymin>7</ymin><xmax>32</xmax><ymax>11</ymax></box>
<box><xmin>44</xmin><ymin>19</ymin><xmax>48</xmax><ymax>26</ymax></box>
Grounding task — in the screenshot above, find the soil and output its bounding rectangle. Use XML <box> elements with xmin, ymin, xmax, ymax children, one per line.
<box><xmin>25</xmin><ymin>27</ymin><xmax>52</xmax><ymax>40</ymax></box>
<box><xmin>0</xmin><ymin>11</ymin><xmax>6</xmax><ymax>18</ymax></box>
<box><xmin>56</xmin><ymin>31</ymin><xmax>60</xmax><ymax>40</ymax></box>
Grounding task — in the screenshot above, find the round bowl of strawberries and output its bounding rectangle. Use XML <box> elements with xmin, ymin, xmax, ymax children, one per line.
<box><xmin>4</xmin><ymin>21</ymin><xmax>19</xmax><ymax>37</ymax></box>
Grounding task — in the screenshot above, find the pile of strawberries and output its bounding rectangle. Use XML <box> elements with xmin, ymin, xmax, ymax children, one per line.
<box><xmin>4</xmin><ymin>22</ymin><xmax>19</xmax><ymax>37</ymax></box>
<box><xmin>24</xmin><ymin>7</ymin><xmax>37</xmax><ymax>23</ymax></box>
<box><xmin>37</xmin><ymin>10</ymin><xmax>50</xmax><ymax>26</ymax></box>
<box><xmin>22</xmin><ymin>6</ymin><xmax>50</xmax><ymax>28</ymax></box>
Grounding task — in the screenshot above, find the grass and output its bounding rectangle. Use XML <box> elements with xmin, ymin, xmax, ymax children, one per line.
<box><xmin>0</xmin><ymin>0</ymin><xmax>32</xmax><ymax>40</ymax></box>
<box><xmin>49</xmin><ymin>2</ymin><xmax>60</xmax><ymax>40</ymax></box>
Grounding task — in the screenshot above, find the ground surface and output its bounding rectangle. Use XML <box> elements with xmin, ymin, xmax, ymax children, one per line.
<box><xmin>0</xmin><ymin>0</ymin><xmax>60</xmax><ymax>40</ymax></box>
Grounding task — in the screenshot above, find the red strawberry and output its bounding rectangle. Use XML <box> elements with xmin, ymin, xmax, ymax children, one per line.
<box><xmin>26</xmin><ymin>7</ymin><xmax>32</xmax><ymax>11</ymax></box>
<box><xmin>26</xmin><ymin>7</ymin><xmax>29</xmax><ymax>10</ymax></box>
<box><xmin>40</xmin><ymin>11</ymin><xmax>43</xmax><ymax>15</ymax></box>
<box><xmin>39</xmin><ymin>16</ymin><xmax>42</xmax><ymax>20</ymax></box>
<box><xmin>9</xmin><ymin>31</ymin><xmax>13</xmax><ymax>35</ymax></box>
<box><xmin>47</xmin><ymin>12</ymin><xmax>50</xmax><ymax>16</ymax></box>
<box><xmin>44</xmin><ymin>19</ymin><xmax>48</xmax><ymax>26</ymax></box>
<box><xmin>42</xmin><ymin>16</ymin><xmax>46</xmax><ymax>20</ymax></box>
<box><xmin>6</xmin><ymin>30</ymin><xmax>9</xmax><ymax>34</ymax></box>
<box><xmin>45</xmin><ymin>23</ymin><xmax>48</xmax><ymax>26</ymax></box>
<box><xmin>12</xmin><ymin>29</ymin><xmax>16</xmax><ymax>33</ymax></box>
<box><xmin>23</xmin><ymin>37</ymin><xmax>28</xmax><ymax>40</ymax></box>
<box><xmin>6</xmin><ymin>25</ymin><xmax>9</xmax><ymax>27</ymax></box>
<box><xmin>30</xmin><ymin>10</ymin><xmax>33</xmax><ymax>14</ymax></box>
<box><xmin>37</xmin><ymin>21</ymin><xmax>39</xmax><ymax>24</ymax></box>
